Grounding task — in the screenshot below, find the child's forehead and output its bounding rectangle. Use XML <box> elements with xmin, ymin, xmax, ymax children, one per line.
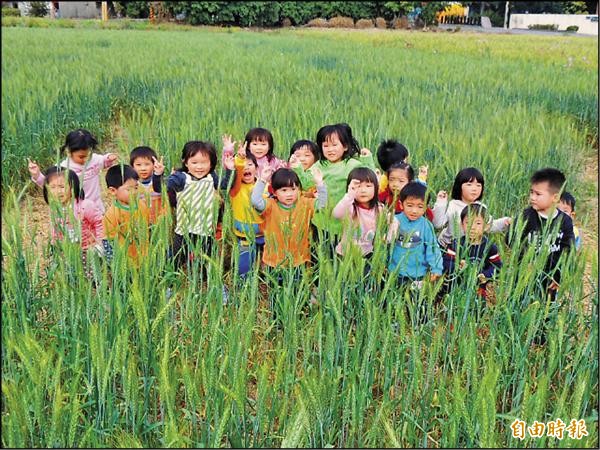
<box><xmin>133</xmin><ymin>156</ymin><xmax>153</xmax><ymax>163</ymax></box>
<box><xmin>531</xmin><ymin>181</ymin><xmax>553</xmax><ymax>192</ymax></box>
<box><xmin>402</xmin><ymin>196</ymin><xmax>424</xmax><ymax>203</ymax></box>
<box><xmin>187</xmin><ymin>151</ymin><xmax>210</xmax><ymax>161</ymax></box>
<box><xmin>462</xmin><ymin>214</ymin><xmax>485</xmax><ymax>223</ymax></box>
<box><xmin>324</xmin><ymin>132</ymin><xmax>340</xmax><ymax>142</ymax></box>
<box><xmin>389</xmin><ymin>168</ymin><xmax>408</xmax><ymax>177</ymax></box>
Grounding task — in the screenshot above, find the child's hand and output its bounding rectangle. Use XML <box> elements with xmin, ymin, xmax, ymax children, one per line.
<box><xmin>27</xmin><ymin>158</ymin><xmax>41</xmax><ymax>179</ymax></box>
<box><xmin>477</xmin><ymin>273</ymin><xmax>487</xmax><ymax>284</ymax></box>
<box><xmin>260</xmin><ymin>166</ymin><xmax>272</xmax><ymax>183</ymax></box>
<box><xmin>347</xmin><ymin>179</ymin><xmax>361</xmax><ymax>198</ymax></box>
<box><xmin>504</xmin><ymin>217</ymin><xmax>513</xmax><ymax>226</ymax></box>
<box><xmin>437</xmin><ymin>190</ymin><xmax>448</xmax><ymax>201</ymax></box>
<box><xmin>548</xmin><ymin>279</ymin><xmax>560</xmax><ymax>291</ymax></box>
<box><xmin>105</xmin><ymin>153</ymin><xmax>119</xmax><ymax>165</ymax></box>
<box><xmin>222</xmin><ymin>134</ymin><xmax>236</xmax><ymax>153</ymax></box>
<box><xmin>237</xmin><ymin>141</ymin><xmax>247</xmax><ymax>159</ymax></box>
<box><xmin>430</xmin><ymin>273</ymin><xmax>441</xmax><ymax>282</ymax></box>
<box><xmin>152</xmin><ymin>156</ymin><xmax>165</xmax><ymax>176</ymax></box>
<box><xmin>418</xmin><ymin>165</ymin><xmax>428</xmax><ymax>180</ymax></box>
<box><xmin>223</xmin><ymin>154</ymin><xmax>235</xmax><ymax>171</ymax></box>
<box><xmin>459</xmin><ymin>259</ymin><xmax>466</xmax><ymax>270</ymax></box>
<box><xmin>289</xmin><ymin>154</ymin><xmax>301</xmax><ymax>169</ymax></box>
<box><xmin>312</xmin><ymin>167</ymin><xmax>324</xmax><ymax>186</ymax></box>
<box><xmin>360</xmin><ymin>148</ymin><xmax>371</xmax><ymax>157</ymax></box>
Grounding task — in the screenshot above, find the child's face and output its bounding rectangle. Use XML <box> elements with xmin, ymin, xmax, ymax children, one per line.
<box><xmin>242</xmin><ymin>160</ymin><xmax>257</xmax><ymax>184</ymax></box>
<box><xmin>70</xmin><ymin>149</ymin><xmax>90</xmax><ymax>165</ymax></box>
<box><xmin>322</xmin><ymin>133</ymin><xmax>346</xmax><ymax>163</ymax></box>
<box><xmin>354</xmin><ymin>180</ymin><xmax>376</xmax><ymax>205</ymax></box>
<box><xmin>401</xmin><ymin>196</ymin><xmax>426</xmax><ymax>221</ymax></box>
<box><xmin>185</xmin><ymin>152</ymin><xmax>212</xmax><ymax>179</ymax></box>
<box><xmin>461</xmin><ymin>178</ymin><xmax>483</xmax><ymax>203</ymax></box>
<box><xmin>111</xmin><ymin>178</ymin><xmax>138</xmax><ymax>205</ymax></box>
<box><xmin>293</xmin><ymin>146</ymin><xmax>316</xmax><ymax>170</ymax></box>
<box><xmin>388</xmin><ymin>168</ymin><xmax>410</xmax><ymax>193</ymax></box>
<box><xmin>274</xmin><ymin>185</ymin><xmax>299</xmax><ymax>207</ymax></box>
<box><xmin>47</xmin><ymin>175</ymin><xmax>71</xmax><ymax>205</ymax></box>
<box><xmin>529</xmin><ymin>181</ymin><xmax>559</xmax><ymax>214</ymax></box>
<box><xmin>249</xmin><ymin>139</ymin><xmax>270</xmax><ymax>159</ymax></box>
<box><xmin>132</xmin><ymin>157</ymin><xmax>154</xmax><ymax>180</ymax></box>
<box><xmin>462</xmin><ymin>215</ymin><xmax>487</xmax><ymax>243</ymax></box>
<box><xmin>558</xmin><ymin>201</ymin><xmax>574</xmax><ymax>218</ymax></box>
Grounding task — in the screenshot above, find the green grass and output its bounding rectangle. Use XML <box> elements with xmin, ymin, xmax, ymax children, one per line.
<box><xmin>1</xmin><ymin>25</ymin><xmax>598</xmax><ymax>447</ymax></box>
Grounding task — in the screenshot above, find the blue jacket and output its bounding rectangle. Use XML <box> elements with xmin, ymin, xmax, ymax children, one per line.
<box><xmin>389</xmin><ymin>213</ymin><xmax>443</xmax><ymax>279</ymax></box>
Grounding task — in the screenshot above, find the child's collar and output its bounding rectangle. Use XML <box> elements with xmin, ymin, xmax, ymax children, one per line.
<box><xmin>114</xmin><ymin>200</ymin><xmax>136</xmax><ymax>211</ymax></box>
<box><xmin>537</xmin><ymin>208</ymin><xmax>559</xmax><ymax>220</ymax></box>
<box><xmin>276</xmin><ymin>201</ymin><xmax>296</xmax><ymax>210</ymax></box>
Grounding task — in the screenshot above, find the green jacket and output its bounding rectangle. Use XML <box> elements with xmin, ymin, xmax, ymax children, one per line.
<box><xmin>294</xmin><ymin>154</ymin><xmax>375</xmax><ymax>236</ymax></box>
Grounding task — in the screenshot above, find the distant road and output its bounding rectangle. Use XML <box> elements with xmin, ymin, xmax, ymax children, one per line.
<box><xmin>437</xmin><ymin>23</ymin><xmax>598</xmax><ymax>37</ymax></box>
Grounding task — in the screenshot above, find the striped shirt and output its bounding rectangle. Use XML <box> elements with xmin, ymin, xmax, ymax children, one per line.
<box><xmin>170</xmin><ymin>172</ymin><xmax>216</xmax><ymax>236</ymax></box>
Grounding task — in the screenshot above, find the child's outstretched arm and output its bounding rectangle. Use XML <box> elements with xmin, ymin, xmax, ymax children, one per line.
<box><xmin>424</xmin><ymin>222</ymin><xmax>443</xmax><ymax>280</ymax></box>
<box><xmin>332</xmin><ymin>179</ymin><xmax>358</xmax><ymax>219</ymax></box>
<box><xmin>251</xmin><ymin>166</ymin><xmax>272</xmax><ymax>213</ymax></box>
<box><xmin>311</xmin><ymin>168</ymin><xmax>327</xmax><ymax>210</ymax></box>
<box><xmin>102</xmin><ymin>153</ymin><xmax>119</xmax><ymax>168</ymax></box>
<box><xmin>442</xmin><ymin>243</ymin><xmax>457</xmax><ymax>274</ymax></box>
<box><xmin>490</xmin><ymin>215</ymin><xmax>512</xmax><ymax>233</ymax></box>
<box><xmin>27</xmin><ymin>158</ymin><xmax>45</xmax><ymax>187</ymax></box>
<box><xmin>431</xmin><ymin>190</ymin><xmax>448</xmax><ymax>229</ymax></box>
<box><xmin>151</xmin><ymin>156</ymin><xmax>165</xmax><ymax>193</ymax></box>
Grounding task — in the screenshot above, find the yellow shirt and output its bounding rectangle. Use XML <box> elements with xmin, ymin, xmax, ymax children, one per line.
<box><xmin>230</xmin><ymin>156</ymin><xmax>267</xmax><ymax>239</ymax></box>
<box><xmin>103</xmin><ymin>200</ymin><xmax>150</xmax><ymax>264</ymax></box>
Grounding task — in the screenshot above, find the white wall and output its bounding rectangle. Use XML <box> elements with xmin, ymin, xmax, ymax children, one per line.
<box><xmin>509</xmin><ymin>14</ymin><xmax>598</xmax><ymax>35</ymax></box>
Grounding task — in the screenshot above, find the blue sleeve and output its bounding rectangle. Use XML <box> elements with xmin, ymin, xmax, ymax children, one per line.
<box><xmin>166</xmin><ymin>171</ymin><xmax>186</xmax><ymax>193</ymax></box>
<box><xmin>251</xmin><ymin>180</ymin><xmax>267</xmax><ymax>212</ymax></box>
<box><xmin>315</xmin><ymin>184</ymin><xmax>327</xmax><ymax>210</ymax></box>
<box><xmin>482</xmin><ymin>243</ymin><xmax>502</xmax><ymax>279</ymax></box>
<box><xmin>442</xmin><ymin>243</ymin><xmax>455</xmax><ymax>274</ymax></box>
<box><xmin>152</xmin><ymin>173</ymin><xmax>163</xmax><ymax>193</ymax></box>
<box><xmin>214</xmin><ymin>169</ymin><xmax>234</xmax><ymax>191</ymax></box>
<box><xmin>425</xmin><ymin>221</ymin><xmax>443</xmax><ymax>275</ymax></box>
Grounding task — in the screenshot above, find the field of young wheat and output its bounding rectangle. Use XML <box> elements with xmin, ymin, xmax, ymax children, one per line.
<box><xmin>2</xmin><ymin>24</ymin><xmax>598</xmax><ymax>448</ymax></box>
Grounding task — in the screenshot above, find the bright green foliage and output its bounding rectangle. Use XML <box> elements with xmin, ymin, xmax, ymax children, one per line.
<box><xmin>1</xmin><ymin>26</ymin><xmax>598</xmax><ymax>448</ymax></box>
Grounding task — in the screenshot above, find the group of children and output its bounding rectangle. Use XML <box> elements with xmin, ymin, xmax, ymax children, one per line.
<box><xmin>27</xmin><ymin>124</ymin><xmax>579</xmax><ymax>307</ymax></box>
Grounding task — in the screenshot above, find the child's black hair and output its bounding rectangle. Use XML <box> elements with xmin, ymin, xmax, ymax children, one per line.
<box><xmin>560</xmin><ymin>191</ymin><xmax>576</xmax><ymax>210</ymax></box>
<box><xmin>271</xmin><ymin>168</ymin><xmax>301</xmax><ymax>191</ymax></box>
<box><xmin>460</xmin><ymin>202</ymin><xmax>490</xmax><ymax>223</ymax></box>
<box><xmin>451</xmin><ymin>167</ymin><xmax>485</xmax><ymax>201</ymax></box>
<box><xmin>377</xmin><ymin>139</ymin><xmax>409</xmax><ymax>171</ymax></box>
<box><xmin>129</xmin><ymin>146</ymin><xmax>158</xmax><ymax>166</ymax></box>
<box><xmin>244</xmin><ymin>152</ymin><xmax>258</xmax><ymax>168</ymax></box>
<box><xmin>316</xmin><ymin>123</ymin><xmax>359</xmax><ymax>161</ymax></box>
<box><xmin>290</xmin><ymin>139</ymin><xmax>319</xmax><ymax>160</ymax></box>
<box><xmin>178</xmin><ymin>141</ymin><xmax>217</xmax><ymax>173</ymax></box>
<box><xmin>386</xmin><ymin>161</ymin><xmax>415</xmax><ymax>180</ymax></box>
<box><xmin>105</xmin><ymin>165</ymin><xmax>139</xmax><ymax>189</ymax></box>
<box><xmin>399</xmin><ymin>182</ymin><xmax>427</xmax><ymax>203</ymax></box>
<box><xmin>60</xmin><ymin>128</ymin><xmax>98</xmax><ymax>154</ymax></box>
<box><xmin>245</xmin><ymin>128</ymin><xmax>275</xmax><ymax>161</ymax></box>
<box><xmin>43</xmin><ymin>166</ymin><xmax>84</xmax><ymax>204</ymax></box>
<box><xmin>530</xmin><ymin>167</ymin><xmax>566</xmax><ymax>193</ymax></box>
<box><xmin>346</xmin><ymin>167</ymin><xmax>380</xmax><ymax>212</ymax></box>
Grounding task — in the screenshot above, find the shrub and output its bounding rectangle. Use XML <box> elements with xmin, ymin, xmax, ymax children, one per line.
<box><xmin>374</xmin><ymin>17</ymin><xmax>386</xmax><ymax>28</ymax></box>
<box><xmin>528</xmin><ymin>23</ymin><xmax>558</xmax><ymax>31</ymax></box>
<box><xmin>355</xmin><ymin>18</ymin><xmax>374</xmax><ymax>28</ymax></box>
<box><xmin>566</xmin><ymin>25</ymin><xmax>579</xmax><ymax>32</ymax></box>
<box><xmin>328</xmin><ymin>15</ymin><xmax>354</xmax><ymax>28</ymax></box>
<box><xmin>391</xmin><ymin>16</ymin><xmax>409</xmax><ymax>29</ymax></box>
<box><xmin>1</xmin><ymin>7</ymin><xmax>20</xmax><ymax>17</ymax></box>
<box><xmin>306</xmin><ymin>17</ymin><xmax>329</xmax><ymax>27</ymax></box>
<box><xmin>28</xmin><ymin>2</ymin><xmax>48</xmax><ymax>17</ymax></box>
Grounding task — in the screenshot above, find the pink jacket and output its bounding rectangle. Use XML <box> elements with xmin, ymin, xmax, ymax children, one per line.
<box><xmin>333</xmin><ymin>194</ymin><xmax>398</xmax><ymax>256</ymax></box>
<box><xmin>50</xmin><ymin>199</ymin><xmax>105</xmax><ymax>250</ymax></box>
<box><xmin>33</xmin><ymin>153</ymin><xmax>115</xmax><ymax>213</ymax></box>
<box><xmin>255</xmin><ymin>155</ymin><xmax>287</xmax><ymax>178</ymax></box>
